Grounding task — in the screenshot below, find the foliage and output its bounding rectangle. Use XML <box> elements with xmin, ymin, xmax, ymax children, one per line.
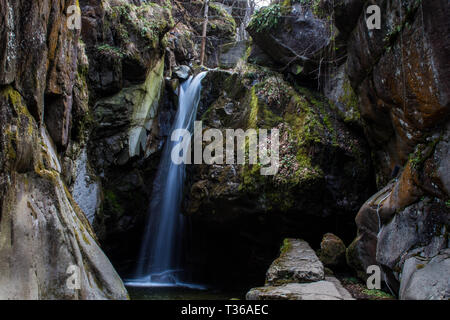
<box><xmin>248</xmin><ymin>4</ymin><xmax>282</xmax><ymax>33</ymax></box>
<box><xmin>96</xmin><ymin>44</ymin><xmax>125</xmax><ymax>59</ymax></box>
<box><xmin>362</xmin><ymin>289</ymin><xmax>394</xmax><ymax>299</ymax></box>
<box><xmin>256</xmin><ymin>76</ymin><xmax>290</xmax><ymax>109</ymax></box>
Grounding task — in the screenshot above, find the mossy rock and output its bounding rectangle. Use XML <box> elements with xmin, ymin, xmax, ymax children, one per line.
<box><xmin>187</xmin><ymin>63</ymin><xmax>374</xmax><ymax>220</ymax></box>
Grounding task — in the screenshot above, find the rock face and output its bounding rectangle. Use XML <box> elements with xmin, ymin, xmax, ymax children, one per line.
<box><xmin>0</xmin><ymin>0</ymin><xmax>184</xmax><ymax>299</ymax></box>
<box><xmin>335</xmin><ymin>0</ymin><xmax>450</xmax><ymax>299</ymax></box>
<box><xmin>166</xmin><ymin>0</ymin><xmax>237</xmax><ymax>69</ymax></box>
<box><xmin>246</xmin><ymin>239</ymin><xmax>353</xmax><ymax>300</ymax></box>
<box><xmin>0</xmin><ymin>87</ymin><xmax>128</xmax><ymax>299</ymax></box>
<box><xmin>219</xmin><ymin>41</ymin><xmax>250</xmax><ymax>69</ymax></box>
<box><xmin>182</xmin><ymin>64</ymin><xmax>374</xmax><ymax>286</ymax></box>
<box><xmin>80</xmin><ymin>0</ymin><xmax>239</xmax><ymax>275</ymax></box>
<box><xmin>247</xmin><ymin>3</ymin><xmax>334</xmax><ymax>79</ymax></box>
<box><xmin>0</xmin><ymin>0</ymin><xmax>79</xmax><ymax>149</ymax></box>
<box><xmin>399</xmin><ymin>250</ymin><xmax>450</xmax><ymax>300</ymax></box>
<box><xmin>346</xmin><ymin>0</ymin><xmax>450</xmax><ymax>184</ymax></box>
<box><xmin>189</xmin><ymin>67</ymin><xmax>373</xmax><ymax>221</ymax></box>
<box><xmin>184</xmin><ymin>62</ymin><xmax>374</xmax><ymax>287</ymax></box>
<box><xmin>266</xmin><ymin>239</ymin><xmax>324</xmax><ymax>285</ymax></box>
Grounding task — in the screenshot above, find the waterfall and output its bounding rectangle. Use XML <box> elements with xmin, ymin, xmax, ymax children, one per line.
<box><xmin>126</xmin><ymin>72</ymin><xmax>207</xmax><ymax>288</ymax></box>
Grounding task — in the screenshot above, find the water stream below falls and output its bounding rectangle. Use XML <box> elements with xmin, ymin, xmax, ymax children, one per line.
<box><xmin>126</xmin><ymin>72</ymin><xmax>207</xmax><ymax>289</ymax></box>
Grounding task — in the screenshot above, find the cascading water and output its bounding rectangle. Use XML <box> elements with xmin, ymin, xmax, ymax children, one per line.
<box><xmin>126</xmin><ymin>72</ymin><xmax>207</xmax><ymax>288</ymax></box>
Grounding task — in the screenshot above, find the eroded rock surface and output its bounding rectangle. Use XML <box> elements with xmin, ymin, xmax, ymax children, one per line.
<box><xmin>0</xmin><ymin>86</ymin><xmax>128</xmax><ymax>299</ymax></box>
<box><xmin>266</xmin><ymin>239</ymin><xmax>324</xmax><ymax>285</ymax></box>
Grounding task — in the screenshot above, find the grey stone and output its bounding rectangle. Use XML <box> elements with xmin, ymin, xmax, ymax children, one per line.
<box><xmin>173</xmin><ymin>65</ymin><xmax>191</xmax><ymax>80</ymax></box>
<box><xmin>246</xmin><ymin>277</ymin><xmax>354</xmax><ymax>300</ymax></box>
<box><xmin>72</xmin><ymin>148</ymin><xmax>101</xmax><ymax>224</ymax></box>
<box><xmin>399</xmin><ymin>250</ymin><xmax>450</xmax><ymax>300</ymax></box>
<box><xmin>377</xmin><ymin>199</ymin><xmax>448</xmax><ymax>270</ymax></box>
<box><xmin>219</xmin><ymin>41</ymin><xmax>249</xmax><ymax>69</ymax></box>
<box><xmin>266</xmin><ymin>239</ymin><xmax>324</xmax><ymax>285</ymax></box>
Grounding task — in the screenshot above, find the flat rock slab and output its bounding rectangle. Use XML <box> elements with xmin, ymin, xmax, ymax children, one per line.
<box><xmin>247</xmin><ymin>277</ymin><xmax>355</xmax><ymax>300</ymax></box>
<box><xmin>266</xmin><ymin>239</ymin><xmax>324</xmax><ymax>285</ymax></box>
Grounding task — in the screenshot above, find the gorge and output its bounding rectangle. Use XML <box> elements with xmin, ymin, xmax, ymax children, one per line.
<box><xmin>0</xmin><ymin>0</ymin><xmax>448</xmax><ymax>300</ymax></box>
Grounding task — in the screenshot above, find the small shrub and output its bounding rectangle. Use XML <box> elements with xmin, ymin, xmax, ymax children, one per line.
<box><xmin>248</xmin><ymin>4</ymin><xmax>282</xmax><ymax>33</ymax></box>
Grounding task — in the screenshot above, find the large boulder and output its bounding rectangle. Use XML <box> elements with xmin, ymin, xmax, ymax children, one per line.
<box><xmin>246</xmin><ymin>3</ymin><xmax>333</xmax><ymax>78</ymax></box>
<box><xmin>266</xmin><ymin>239</ymin><xmax>324</xmax><ymax>285</ymax></box>
<box><xmin>347</xmin><ymin>128</ymin><xmax>449</xmax><ymax>296</ymax></box>
<box><xmin>187</xmin><ymin>66</ymin><xmax>374</xmax><ymax>224</ymax></box>
<box><xmin>318</xmin><ymin>233</ymin><xmax>346</xmax><ymax>268</ymax></box>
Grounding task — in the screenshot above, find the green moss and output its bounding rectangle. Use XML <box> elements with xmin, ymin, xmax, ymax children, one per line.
<box><xmin>362</xmin><ymin>289</ymin><xmax>394</xmax><ymax>299</ymax></box>
<box><xmin>104</xmin><ymin>189</ymin><xmax>125</xmax><ymax>217</ymax></box>
<box><xmin>409</xmin><ymin>137</ymin><xmax>440</xmax><ymax>170</ymax></box>
<box><xmin>280</xmin><ymin>239</ymin><xmax>292</xmax><ymax>254</ymax></box>
<box><xmin>1</xmin><ymin>86</ymin><xmax>36</xmax><ymax>162</ymax></box>
<box><xmin>338</xmin><ymin>79</ymin><xmax>361</xmax><ymax>123</ymax></box>
<box><xmin>107</xmin><ymin>1</ymin><xmax>174</xmax><ymax>52</ymax></box>
<box><xmin>248</xmin><ymin>86</ymin><xmax>259</xmax><ymax>128</ymax></box>
<box><xmin>209</xmin><ymin>2</ymin><xmax>237</xmax><ymax>31</ymax></box>
<box><xmin>2</xmin><ymin>86</ymin><xmax>31</xmax><ymax>117</ymax></box>
<box><xmin>81</xmin><ymin>232</ymin><xmax>92</xmax><ymax>246</ymax></box>
<box><xmin>296</xmin><ymin>0</ymin><xmax>326</xmax><ymax>17</ymax></box>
